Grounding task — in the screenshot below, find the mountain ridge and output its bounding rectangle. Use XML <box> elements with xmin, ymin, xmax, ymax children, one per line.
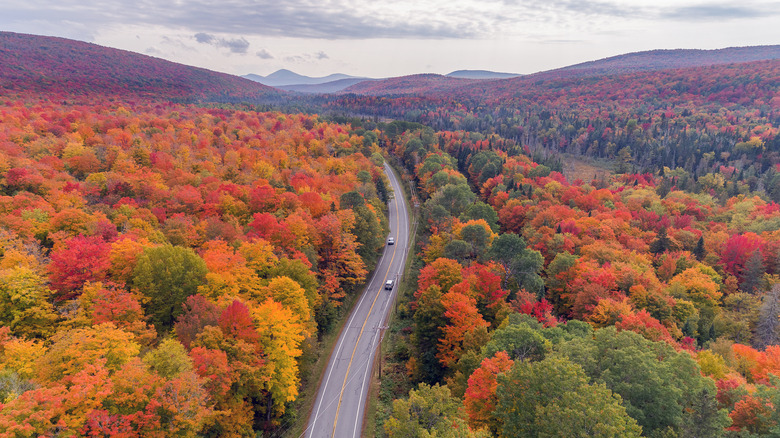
<box><xmin>446</xmin><ymin>70</ymin><xmax>520</xmax><ymax>79</ymax></box>
<box><xmin>0</xmin><ymin>31</ymin><xmax>280</xmax><ymax>102</ymax></box>
<box><xmin>242</xmin><ymin>69</ymin><xmax>365</xmax><ymax>87</ymax></box>
<box><xmin>541</xmin><ymin>45</ymin><xmax>780</xmax><ymax>78</ymax></box>
<box><xmin>337</xmin><ymin>45</ymin><xmax>780</xmax><ymax>97</ymax></box>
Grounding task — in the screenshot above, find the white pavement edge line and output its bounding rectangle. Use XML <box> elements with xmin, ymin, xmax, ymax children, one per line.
<box><xmin>349</xmin><ymin>161</ymin><xmax>409</xmax><ymax>438</ymax></box>
<box><xmin>307</xmin><ymin>245</ymin><xmax>388</xmax><ymax>437</ymax></box>
<box><xmin>305</xmin><ymin>163</ymin><xmax>399</xmax><ymax>438</ymax></box>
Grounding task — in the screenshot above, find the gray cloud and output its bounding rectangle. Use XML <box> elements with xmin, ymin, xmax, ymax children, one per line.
<box><xmin>544</xmin><ymin>0</ymin><xmax>635</xmax><ymax>17</ymax></box>
<box><xmin>3</xmin><ymin>0</ymin><xmax>779</xmax><ymax>42</ymax></box>
<box><xmin>223</xmin><ymin>38</ymin><xmax>249</xmax><ymax>54</ymax></box>
<box><xmin>662</xmin><ymin>4</ymin><xmax>778</xmax><ymax>21</ymax></box>
<box><xmin>194</xmin><ymin>32</ymin><xmax>249</xmax><ymax>53</ymax></box>
<box><xmin>1</xmin><ymin>0</ymin><xmax>478</xmax><ymax>40</ymax></box>
<box><xmin>540</xmin><ymin>39</ymin><xmax>586</xmax><ymax>44</ymax></box>
<box><xmin>316</xmin><ymin>51</ymin><xmax>329</xmax><ymax>60</ymax></box>
<box><xmin>194</xmin><ymin>32</ymin><xmax>215</xmax><ymax>44</ymax></box>
<box><xmin>256</xmin><ymin>49</ymin><xmax>274</xmax><ymax>59</ymax></box>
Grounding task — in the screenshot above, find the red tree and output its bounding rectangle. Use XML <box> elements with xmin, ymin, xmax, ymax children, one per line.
<box><xmin>48</xmin><ymin>235</ymin><xmax>111</xmax><ymax>301</ymax></box>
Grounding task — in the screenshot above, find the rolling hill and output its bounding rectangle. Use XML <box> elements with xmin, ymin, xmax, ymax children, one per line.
<box><xmin>446</xmin><ymin>69</ymin><xmax>519</xmax><ymax>79</ymax></box>
<box><xmin>243</xmin><ymin>69</ymin><xmax>521</xmax><ymax>94</ymax></box>
<box><xmin>548</xmin><ymin>45</ymin><xmax>780</xmax><ymax>78</ymax></box>
<box><xmin>242</xmin><ymin>69</ymin><xmax>366</xmax><ymax>87</ymax></box>
<box><xmin>336</xmin><ymin>46</ymin><xmax>780</xmax><ymax>97</ymax></box>
<box><xmin>0</xmin><ymin>31</ymin><xmax>280</xmax><ymax>102</ymax></box>
<box><xmin>277</xmin><ymin>77</ymin><xmax>376</xmax><ymax>93</ymax></box>
<box><xmin>340</xmin><ymin>73</ymin><xmax>479</xmax><ymax>96</ymax></box>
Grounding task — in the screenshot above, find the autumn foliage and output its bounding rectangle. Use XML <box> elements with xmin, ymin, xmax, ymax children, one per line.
<box><xmin>0</xmin><ymin>91</ymin><xmax>389</xmax><ymax>435</ymax></box>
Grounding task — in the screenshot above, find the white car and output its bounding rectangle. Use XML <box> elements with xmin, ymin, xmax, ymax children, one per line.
<box><xmin>387</xmin><ymin>237</ymin><xmax>395</xmax><ymax>245</ymax></box>
<box><xmin>385</xmin><ymin>280</ymin><xmax>394</xmax><ymax>290</ymax></box>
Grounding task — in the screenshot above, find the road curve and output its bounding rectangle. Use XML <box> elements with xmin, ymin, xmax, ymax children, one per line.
<box><xmin>305</xmin><ymin>162</ymin><xmax>410</xmax><ymax>438</ymax></box>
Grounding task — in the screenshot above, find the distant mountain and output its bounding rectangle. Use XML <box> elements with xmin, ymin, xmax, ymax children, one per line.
<box><xmin>0</xmin><ymin>31</ymin><xmax>279</xmax><ymax>102</ymax></box>
<box><xmin>338</xmin><ymin>45</ymin><xmax>780</xmax><ymax>97</ymax></box>
<box><xmin>341</xmin><ymin>74</ymin><xmax>478</xmax><ymax>96</ymax></box>
<box><xmin>446</xmin><ymin>70</ymin><xmax>519</xmax><ymax>79</ymax></box>
<box><xmin>243</xmin><ymin>69</ymin><xmax>366</xmax><ymax>87</ymax></box>
<box><xmin>544</xmin><ymin>45</ymin><xmax>780</xmax><ymax>78</ymax></box>
<box><xmin>279</xmin><ymin>78</ymin><xmax>376</xmax><ymax>94</ymax></box>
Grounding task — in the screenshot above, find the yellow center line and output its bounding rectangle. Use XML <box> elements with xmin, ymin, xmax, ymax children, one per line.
<box><xmin>331</xmin><ymin>169</ymin><xmax>401</xmax><ymax>436</ymax></box>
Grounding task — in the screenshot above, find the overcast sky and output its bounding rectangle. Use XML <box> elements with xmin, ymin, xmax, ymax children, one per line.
<box><xmin>2</xmin><ymin>0</ymin><xmax>779</xmax><ymax>78</ymax></box>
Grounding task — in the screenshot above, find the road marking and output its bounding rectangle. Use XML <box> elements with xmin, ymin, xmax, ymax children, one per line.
<box><xmin>309</xmin><ymin>167</ymin><xmax>400</xmax><ymax>436</ymax></box>
<box><xmin>310</xmin><ymin>231</ymin><xmax>391</xmax><ymax>431</ymax></box>
<box><xmin>331</xmin><ymin>165</ymin><xmax>401</xmax><ymax>436</ymax></box>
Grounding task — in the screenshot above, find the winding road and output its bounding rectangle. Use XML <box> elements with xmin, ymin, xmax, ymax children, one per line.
<box><xmin>305</xmin><ymin>162</ymin><xmax>410</xmax><ymax>438</ymax></box>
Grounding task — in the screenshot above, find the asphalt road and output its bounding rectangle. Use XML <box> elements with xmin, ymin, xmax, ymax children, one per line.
<box><xmin>305</xmin><ymin>162</ymin><xmax>410</xmax><ymax>438</ymax></box>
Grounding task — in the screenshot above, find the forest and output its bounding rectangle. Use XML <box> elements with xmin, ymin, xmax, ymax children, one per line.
<box><xmin>371</xmin><ymin>122</ymin><xmax>780</xmax><ymax>437</ymax></box>
<box><xmin>0</xmin><ymin>95</ymin><xmax>390</xmax><ymax>436</ymax></box>
<box><xmin>1</xmin><ymin>32</ymin><xmax>780</xmax><ymax>437</ymax></box>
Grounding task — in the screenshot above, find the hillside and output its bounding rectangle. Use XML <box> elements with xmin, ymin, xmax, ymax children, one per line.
<box><xmin>279</xmin><ymin>77</ymin><xmax>374</xmax><ymax>93</ymax></box>
<box><xmin>341</xmin><ymin>73</ymin><xmax>478</xmax><ymax>96</ymax></box>
<box><xmin>442</xmin><ymin>58</ymin><xmax>780</xmax><ymax>107</ymax></box>
<box><xmin>446</xmin><ymin>69</ymin><xmax>519</xmax><ymax>79</ymax></box>
<box><xmin>243</xmin><ymin>69</ymin><xmax>364</xmax><ymax>87</ymax></box>
<box><xmin>547</xmin><ymin>45</ymin><xmax>780</xmax><ymax>78</ymax></box>
<box><xmin>336</xmin><ymin>46</ymin><xmax>780</xmax><ymax>98</ymax></box>
<box><xmin>0</xmin><ymin>31</ymin><xmax>280</xmax><ymax>102</ymax></box>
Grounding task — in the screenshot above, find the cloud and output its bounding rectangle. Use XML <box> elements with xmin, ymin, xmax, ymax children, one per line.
<box><xmin>283</xmin><ymin>51</ymin><xmax>332</xmax><ymax>63</ymax></box>
<box><xmin>540</xmin><ymin>39</ymin><xmax>585</xmax><ymax>44</ymax></box>
<box><xmin>661</xmin><ymin>3</ymin><xmax>778</xmax><ymax>21</ymax></box>
<box><xmin>0</xmin><ymin>0</ymin><xmax>478</xmax><ymax>40</ymax></box>
<box><xmin>256</xmin><ymin>49</ymin><xmax>274</xmax><ymax>59</ymax></box>
<box><xmin>541</xmin><ymin>0</ymin><xmax>635</xmax><ymax>17</ymax></box>
<box><xmin>222</xmin><ymin>38</ymin><xmax>249</xmax><ymax>54</ymax></box>
<box><xmin>194</xmin><ymin>32</ymin><xmax>214</xmax><ymax>44</ymax></box>
<box><xmin>194</xmin><ymin>32</ymin><xmax>249</xmax><ymax>53</ymax></box>
<box><xmin>3</xmin><ymin>0</ymin><xmax>779</xmax><ymax>42</ymax></box>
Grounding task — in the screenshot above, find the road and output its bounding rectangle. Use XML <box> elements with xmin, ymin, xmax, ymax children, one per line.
<box><xmin>305</xmin><ymin>162</ymin><xmax>410</xmax><ymax>438</ymax></box>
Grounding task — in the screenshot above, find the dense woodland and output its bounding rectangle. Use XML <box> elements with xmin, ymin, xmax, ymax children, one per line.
<box><xmin>1</xmin><ymin>32</ymin><xmax>780</xmax><ymax>437</ymax></box>
<box><xmin>331</xmin><ymin>60</ymin><xmax>780</xmax><ymax>188</ymax></box>
<box><xmin>374</xmin><ymin>121</ymin><xmax>780</xmax><ymax>437</ymax></box>
<box><xmin>0</xmin><ymin>96</ymin><xmax>390</xmax><ymax>436</ymax></box>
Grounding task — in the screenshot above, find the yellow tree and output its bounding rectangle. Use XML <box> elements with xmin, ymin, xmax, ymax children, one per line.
<box><xmin>36</xmin><ymin>323</ymin><xmax>141</xmax><ymax>384</ymax></box>
<box><xmin>261</xmin><ymin>276</ymin><xmax>314</xmax><ymax>337</ymax></box>
<box><xmin>239</xmin><ymin>238</ymin><xmax>279</xmax><ymax>277</ymax></box>
<box><xmin>198</xmin><ymin>239</ymin><xmax>262</xmax><ymax>300</ymax></box>
<box><xmin>0</xmin><ymin>266</ymin><xmax>59</xmax><ymax>339</ymax></box>
<box><xmin>252</xmin><ymin>298</ymin><xmax>305</xmax><ymax>421</ymax></box>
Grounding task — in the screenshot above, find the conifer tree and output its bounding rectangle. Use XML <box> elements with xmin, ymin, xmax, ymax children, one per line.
<box><xmin>755</xmin><ymin>284</ymin><xmax>780</xmax><ymax>349</ymax></box>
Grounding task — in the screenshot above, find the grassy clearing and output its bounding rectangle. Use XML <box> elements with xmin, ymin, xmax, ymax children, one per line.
<box><xmin>559</xmin><ymin>153</ymin><xmax>614</xmax><ymax>183</ymax></box>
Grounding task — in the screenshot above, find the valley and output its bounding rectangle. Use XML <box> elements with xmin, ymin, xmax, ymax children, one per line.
<box><xmin>0</xmin><ymin>30</ymin><xmax>778</xmax><ymax>437</ymax></box>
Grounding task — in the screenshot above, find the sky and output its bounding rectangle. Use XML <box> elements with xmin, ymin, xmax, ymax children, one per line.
<box><xmin>2</xmin><ymin>0</ymin><xmax>779</xmax><ymax>78</ymax></box>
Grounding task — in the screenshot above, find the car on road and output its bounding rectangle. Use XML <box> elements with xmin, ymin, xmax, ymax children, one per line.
<box><xmin>384</xmin><ymin>280</ymin><xmax>394</xmax><ymax>290</ymax></box>
<box><xmin>387</xmin><ymin>237</ymin><xmax>394</xmax><ymax>245</ymax></box>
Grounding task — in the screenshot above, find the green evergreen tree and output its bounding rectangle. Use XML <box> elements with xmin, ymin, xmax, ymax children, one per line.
<box><xmin>740</xmin><ymin>249</ymin><xmax>765</xmax><ymax>294</ymax></box>
<box><xmin>756</xmin><ymin>284</ymin><xmax>780</xmax><ymax>349</ymax></box>
<box><xmin>649</xmin><ymin>227</ymin><xmax>670</xmax><ymax>255</ymax></box>
<box><xmin>694</xmin><ymin>236</ymin><xmax>706</xmax><ymax>261</ymax></box>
